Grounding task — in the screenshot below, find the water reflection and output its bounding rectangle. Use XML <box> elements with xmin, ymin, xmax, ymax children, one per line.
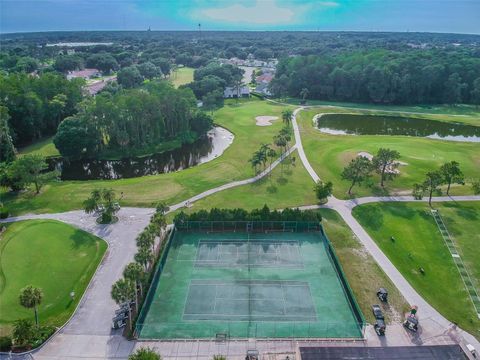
<box><xmin>49</xmin><ymin>127</ymin><xmax>234</xmax><ymax>180</ymax></box>
<box><xmin>316</xmin><ymin>114</ymin><xmax>480</xmax><ymax>142</ymax></box>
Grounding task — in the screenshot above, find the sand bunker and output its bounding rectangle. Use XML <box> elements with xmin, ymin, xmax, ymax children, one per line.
<box><xmin>256</xmin><ymin>116</ymin><xmax>279</xmax><ymax>126</ymax></box>
<box><xmin>357</xmin><ymin>151</ymin><xmax>408</xmax><ymax>174</ymax></box>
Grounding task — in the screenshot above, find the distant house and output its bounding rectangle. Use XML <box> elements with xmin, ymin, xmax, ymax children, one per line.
<box><xmin>256</xmin><ymin>73</ymin><xmax>274</xmax><ymax>83</ymax></box>
<box><xmin>67</xmin><ymin>68</ymin><xmax>101</xmax><ymax>80</ymax></box>
<box><xmin>255</xmin><ymin>82</ymin><xmax>272</xmax><ymax>96</ymax></box>
<box><xmin>224</xmin><ymin>86</ymin><xmax>250</xmax><ymax>98</ymax></box>
<box><xmin>85</xmin><ymin>75</ymin><xmax>117</xmax><ymax>96</ymax></box>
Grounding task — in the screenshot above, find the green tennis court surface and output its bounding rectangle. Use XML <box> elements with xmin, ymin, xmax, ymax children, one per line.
<box><xmin>137</xmin><ymin>228</ymin><xmax>364</xmax><ymax>339</ymax></box>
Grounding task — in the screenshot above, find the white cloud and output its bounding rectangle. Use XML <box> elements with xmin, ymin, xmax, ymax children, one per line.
<box><xmin>196</xmin><ymin>0</ymin><xmax>302</xmax><ymax>25</ymax></box>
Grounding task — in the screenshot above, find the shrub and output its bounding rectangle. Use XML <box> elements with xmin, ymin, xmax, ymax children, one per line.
<box><xmin>0</xmin><ymin>336</ymin><xmax>12</xmax><ymax>351</ymax></box>
<box><xmin>0</xmin><ymin>206</ymin><xmax>8</xmax><ymax>219</ymax></box>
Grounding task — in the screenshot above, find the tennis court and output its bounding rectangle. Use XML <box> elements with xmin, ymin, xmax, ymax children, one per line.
<box><xmin>137</xmin><ymin>223</ymin><xmax>364</xmax><ymax>339</ymax></box>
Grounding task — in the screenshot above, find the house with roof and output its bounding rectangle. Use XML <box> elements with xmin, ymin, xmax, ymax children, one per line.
<box><xmin>224</xmin><ymin>86</ymin><xmax>250</xmax><ymax>98</ymax></box>
<box><xmin>66</xmin><ymin>68</ymin><xmax>102</xmax><ymax>80</ymax></box>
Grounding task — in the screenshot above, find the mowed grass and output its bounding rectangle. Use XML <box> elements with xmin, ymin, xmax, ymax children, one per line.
<box><xmin>167</xmin><ymin>151</ymin><xmax>316</xmax><ymax>221</ymax></box>
<box><xmin>165</xmin><ymin>156</ymin><xmax>408</xmax><ymax>324</ymax></box>
<box><xmin>297</xmin><ymin>108</ymin><xmax>480</xmax><ymax>199</ymax></box>
<box><xmin>352</xmin><ymin>201</ymin><xmax>480</xmax><ymax>337</ymax></box>
<box><xmin>320</xmin><ymin>209</ymin><xmax>409</xmax><ymax>324</ymax></box>
<box><xmin>285</xmin><ymin>98</ymin><xmax>480</xmax><ymax>125</ymax></box>
<box><xmin>1</xmin><ymin>99</ymin><xmax>291</xmax><ymax>215</ymax></box>
<box><xmin>170</xmin><ymin>67</ymin><xmax>194</xmax><ymax>88</ymax></box>
<box><xmin>0</xmin><ymin>220</ymin><xmax>107</xmax><ymax>335</ymax></box>
<box><xmin>17</xmin><ymin>136</ymin><xmax>60</xmax><ymax>158</ymax></box>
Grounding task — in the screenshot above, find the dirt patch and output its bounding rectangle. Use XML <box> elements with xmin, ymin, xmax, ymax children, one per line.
<box><xmin>256</xmin><ymin>115</ymin><xmax>279</xmax><ymax>126</ymax></box>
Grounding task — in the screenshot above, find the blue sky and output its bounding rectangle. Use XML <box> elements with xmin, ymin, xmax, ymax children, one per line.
<box><xmin>1</xmin><ymin>0</ymin><xmax>479</xmax><ymax>34</ymax></box>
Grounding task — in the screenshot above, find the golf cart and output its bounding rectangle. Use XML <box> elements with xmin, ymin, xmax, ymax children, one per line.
<box><xmin>403</xmin><ymin>305</ymin><xmax>419</xmax><ymax>332</ymax></box>
<box><xmin>377</xmin><ymin>288</ymin><xmax>388</xmax><ymax>302</ymax></box>
<box><xmin>111</xmin><ymin>313</ymin><xmax>127</xmax><ymax>329</ymax></box>
<box><xmin>372</xmin><ymin>304</ymin><xmax>386</xmax><ymax>336</ymax></box>
<box><xmin>246</xmin><ymin>350</ymin><xmax>259</xmax><ymax>360</ymax></box>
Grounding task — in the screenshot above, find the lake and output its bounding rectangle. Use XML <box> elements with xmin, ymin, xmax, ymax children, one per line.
<box><xmin>316</xmin><ymin>114</ymin><xmax>480</xmax><ymax>142</ymax></box>
<box><xmin>49</xmin><ymin>127</ymin><xmax>234</xmax><ymax>180</ymax></box>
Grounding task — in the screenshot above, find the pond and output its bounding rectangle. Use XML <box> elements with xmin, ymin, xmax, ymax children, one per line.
<box><xmin>49</xmin><ymin>127</ymin><xmax>234</xmax><ymax>180</ymax></box>
<box><xmin>316</xmin><ymin>114</ymin><xmax>480</xmax><ymax>143</ymax></box>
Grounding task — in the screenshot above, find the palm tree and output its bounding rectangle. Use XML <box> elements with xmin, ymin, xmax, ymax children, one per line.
<box><xmin>267</xmin><ymin>148</ymin><xmax>276</xmax><ymax>179</ymax></box>
<box><xmin>123</xmin><ymin>262</ymin><xmax>145</xmax><ymax>312</ymax></box>
<box><xmin>136</xmin><ymin>231</ymin><xmax>155</xmax><ymax>253</ymax></box>
<box><xmin>300</xmin><ymin>87</ymin><xmax>309</xmax><ymax>102</ymax></box>
<box><xmin>111</xmin><ymin>278</ymin><xmax>136</xmax><ymax>330</ymax></box>
<box><xmin>129</xmin><ymin>347</ymin><xmax>161</xmax><ymax>360</ymax></box>
<box><xmin>281</xmin><ymin>109</ymin><xmax>293</xmax><ymax>127</ymax></box>
<box><xmin>135</xmin><ymin>247</ymin><xmax>154</xmax><ymax>271</ymax></box>
<box><xmin>19</xmin><ymin>285</ymin><xmax>43</xmax><ymax>326</ymax></box>
<box><xmin>249</xmin><ymin>153</ymin><xmax>261</xmax><ymax>174</ymax></box>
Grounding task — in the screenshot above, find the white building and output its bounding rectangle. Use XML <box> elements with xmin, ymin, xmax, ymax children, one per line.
<box><xmin>224</xmin><ymin>86</ymin><xmax>250</xmax><ymax>98</ymax></box>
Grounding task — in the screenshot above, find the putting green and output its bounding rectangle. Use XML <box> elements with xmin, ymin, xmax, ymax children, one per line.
<box><xmin>137</xmin><ymin>227</ymin><xmax>364</xmax><ymax>339</ymax></box>
<box><xmin>0</xmin><ymin>220</ymin><xmax>107</xmax><ymax>329</ymax></box>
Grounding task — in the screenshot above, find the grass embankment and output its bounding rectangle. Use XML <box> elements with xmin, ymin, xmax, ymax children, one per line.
<box><xmin>170</xmin><ymin>67</ymin><xmax>194</xmax><ymax>88</ymax></box>
<box><xmin>165</xmin><ymin>156</ymin><xmax>408</xmax><ymax>323</ymax></box>
<box><xmin>1</xmin><ymin>99</ymin><xmax>292</xmax><ymax>215</ymax></box>
<box><xmin>353</xmin><ymin>201</ymin><xmax>480</xmax><ymax>337</ymax></box>
<box><xmin>0</xmin><ymin>220</ymin><xmax>107</xmax><ymax>336</ymax></box>
<box><xmin>320</xmin><ymin>209</ymin><xmax>409</xmax><ymax>324</ymax></box>
<box><xmin>297</xmin><ymin>108</ymin><xmax>480</xmax><ymax>199</ymax></box>
<box><xmin>167</xmin><ymin>151</ymin><xmax>316</xmax><ymax>221</ymax></box>
<box><xmin>285</xmin><ymin>98</ymin><xmax>480</xmax><ymax>124</ymax></box>
<box><xmin>18</xmin><ymin>136</ymin><xmax>60</xmax><ymax>158</ymax></box>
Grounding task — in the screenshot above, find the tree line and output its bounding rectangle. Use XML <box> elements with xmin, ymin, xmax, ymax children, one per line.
<box><xmin>0</xmin><ymin>72</ymin><xmax>84</xmax><ymax>151</ymax></box>
<box><xmin>53</xmin><ymin>81</ymin><xmax>213</xmax><ymax>160</ymax></box>
<box><xmin>173</xmin><ymin>205</ymin><xmax>322</xmax><ymax>223</ymax></box>
<box><xmin>270</xmin><ymin>49</ymin><xmax>480</xmax><ymax>105</ymax></box>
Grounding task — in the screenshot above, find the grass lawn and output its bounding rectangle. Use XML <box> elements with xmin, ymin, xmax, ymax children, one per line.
<box><xmin>167</xmin><ymin>151</ymin><xmax>316</xmax><ymax>221</ymax></box>
<box><xmin>166</xmin><ymin>154</ymin><xmax>408</xmax><ymax>324</ymax></box>
<box><xmin>352</xmin><ymin>201</ymin><xmax>480</xmax><ymax>337</ymax></box>
<box><xmin>17</xmin><ymin>136</ymin><xmax>60</xmax><ymax>158</ymax></box>
<box><xmin>297</xmin><ymin>108</ymin><xmax>480</xmax><ymax>199</ymax></box>
<box><xmin>320</xmin><ymin>209</ymin><xmax>409</xmax><ymax>324</ymax></box>
<box><xmin>0</xmin><ymin>220</ymin><xmax>107</xmax><ymax>335</ymax></box>
<box><xmin>170</xmin><ymin>67</ymin><xmax>194</xmax><ymax>88</ymax></box>
<box><xmin>285</xmin><ymin>98</ymin><xmax>480</xmax><ymax>124</ymax></box>
<box><xmin>1</xmin><ymin>99</ymin><xmax>292</xmax><ymax>215</ymax></box>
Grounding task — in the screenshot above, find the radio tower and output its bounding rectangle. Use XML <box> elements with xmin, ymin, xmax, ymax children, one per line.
<box><xmin>198</xmin><ymin>23</ymin><xmax>202</xmax><ymax>39</ymax></box>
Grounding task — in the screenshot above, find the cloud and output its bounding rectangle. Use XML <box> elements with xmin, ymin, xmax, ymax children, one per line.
<box><xmin>195</xmin><ymin>0</ymin><xmax>304</xmax><ymax>25</ymax></box>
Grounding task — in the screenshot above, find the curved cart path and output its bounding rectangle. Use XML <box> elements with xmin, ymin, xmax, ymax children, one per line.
<box><xmin>290</xmin><ymin>108</ymin><xmax>480</xmax><ymax>351</ymax></box>
<box><xmin>1</xmin><ymin>106</ymin><xmax>479</xmax><ymax>358</ymax></box>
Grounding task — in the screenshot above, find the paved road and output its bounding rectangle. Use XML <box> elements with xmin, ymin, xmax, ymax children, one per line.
<box><xmin>2</xmin><ymin>106</ymin><xmax>479</xmax><ymax>358</ymax></box>
<box><xmin>1</xmin><ymin>208</ymin><xmax>154</xmax><ymax>359</ymax></box>
<box><xmin>290</xmin><ymin>108</ymin><xmax>480</xmax><ymax>351</ymax></box>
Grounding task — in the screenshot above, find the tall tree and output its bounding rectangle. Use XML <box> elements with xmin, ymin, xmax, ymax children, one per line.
<box><xmin>123</xmin><ymin>262</ymin><xmax>145</xmax><ymax>312</ymax></box>
<box><xmin>314</xmin><ymin>181</ymin><xmax>333</xmax><ymax>202</ymax></box>
<box><xmin>8</xmin><ymin>155</ymin><xmax>56</xmax><ymax>194</ymax></box>
<box><xmin>440</xmin><ymin>161</ymin><xmax>464</xmax><ymax>195</ymax></box>
<box><xmin>470</xmin><ymin>77</ymin><xmax>480</xmax><ymax>108</ymax></box>
<box><xmin>443</xmin><ymin>73</ymin><xmax>467</xmax><ymax>105</ymax></box>
<box><xmin>300</xmin><ymin>88</ymin><xmax>309</xmax><ymax>102</ymax></box>
<box><xmin>422</xmin><ymin>170</ymin><xmax>443</xmax><ymax>207</ymax></box>
<box><xmin>111</xmin><ymin>278</ymin><xmax>136</xmax><ymax>330</ymax></box>
<box><xmin>135</xmin><ymin>247</ymin><xmax>154</xmax><ymax>272</ymax></box>
<box><xmin>19</xmin><ymin>285</ymin><xmax>43</xmax><ymax>326</ymax></box>
<box><xmin>281</xmin><ymin>109</ymin><xmax>293</xmax><ymax>127</ymax></box>
<box><xmin>341</xmin><ymin>156</ymin><xmax>372</xmax><ymax>195</ymax></box>
<box><xmin>372</xmin><ymin>148</ymin><xmax>401</xmax><ymax>187</ymax></box>
<box><xmin>0</xmin><ymin>106</ymin><xmax>16</xmax><ymax>163</ymax></box>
